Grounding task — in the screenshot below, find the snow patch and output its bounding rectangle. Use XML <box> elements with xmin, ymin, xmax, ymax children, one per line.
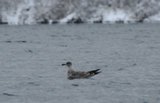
<box><xmin>88</xmin><ymin>7</ymin><xmax>134</xmax><ymax>24</ymax></box>
<box><xmin>2</xmin><ymin>0</ymin><xmax>36</xmax><ymax>25</ymax></box>
<box><xmin>102</xmin><ymin>9</ymin><xmax>132</xmax><ymax>23</ymax></box>
<box><xmin>146</xmin><ymin>12</ymin><xmax>160</xmax><ymax>22</ymax></box>
<box><xmin>59</xmin><ymin>13</ymin><xmax>77</xmax><ymax>24</ymax></box>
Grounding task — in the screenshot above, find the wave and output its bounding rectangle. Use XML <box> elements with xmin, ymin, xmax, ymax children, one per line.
<box><xmin>0</xmin><ymin>0</ymin><xmax>160</xmax><ymax>25</ymax></box>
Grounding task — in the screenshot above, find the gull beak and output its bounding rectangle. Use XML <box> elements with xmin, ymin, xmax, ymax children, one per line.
<box><xmin>62</xmin><ymin>63</ymin><xmax>66</xmax><ymax>66</ymax></box>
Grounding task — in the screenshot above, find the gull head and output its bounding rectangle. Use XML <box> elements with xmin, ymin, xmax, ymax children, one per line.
<box><xmin>62</xmin><ymin>62</ymin><xmax>72</xmax><ymax>67</ymax></box>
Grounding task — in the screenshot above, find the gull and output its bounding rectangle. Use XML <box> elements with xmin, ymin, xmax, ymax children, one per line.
<box><xmin>62</xmin><ymin>61</ymin><xmax>101</xmax><ymax>80</ymax></box>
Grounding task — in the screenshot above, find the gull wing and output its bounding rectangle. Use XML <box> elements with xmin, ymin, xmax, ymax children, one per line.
<box><xmin>68</xmin><ymin>69</ymin><xmax>101</xmax><ymax>80</ymax></box>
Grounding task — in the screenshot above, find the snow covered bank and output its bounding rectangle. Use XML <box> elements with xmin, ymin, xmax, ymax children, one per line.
<box><xmin>0</xmin><ymin>0</ymin><xmax>160</xmax><ymax>25</ymax></box>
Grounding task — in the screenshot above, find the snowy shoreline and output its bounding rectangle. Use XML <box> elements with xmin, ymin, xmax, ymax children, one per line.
<box><xmin>0</xmin><ymin>0</ymin><xmax>160</xmax><ymax>25</ymax></box>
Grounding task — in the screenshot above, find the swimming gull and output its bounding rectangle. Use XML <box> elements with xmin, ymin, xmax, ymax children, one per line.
<box><xmin>62</xmin><ymin>61</ymin><xmax>101</xmax><ymax>80</ymax></box>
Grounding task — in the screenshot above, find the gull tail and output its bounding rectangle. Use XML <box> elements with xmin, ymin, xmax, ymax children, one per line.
<box><xmin>87</xmin><ymin>69</ymin><xmax>101</xmax><ymax>76</ymax></box>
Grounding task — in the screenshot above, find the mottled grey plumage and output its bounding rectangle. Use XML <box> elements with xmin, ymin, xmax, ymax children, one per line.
<box><xmin>62</xmin><ymin>62</ymin><xmax>101</xmax><ymax>80</ymax></box>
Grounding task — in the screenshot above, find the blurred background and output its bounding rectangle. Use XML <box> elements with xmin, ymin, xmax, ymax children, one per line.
<box><xmin>1</xmin><ymin>1</ymin><xmax>160</xmax><ymax>103</ymax></box>
<box><xmin>0</xmin><ymin>0</ymin><xmax>160</xmax><ymax>25</ymax></box>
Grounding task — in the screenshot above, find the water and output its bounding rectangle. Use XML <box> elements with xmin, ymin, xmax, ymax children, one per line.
<box><xmin>0</xmin><ymin>24</ymin><xmax>160</xmax><ymax>103</ymax></box>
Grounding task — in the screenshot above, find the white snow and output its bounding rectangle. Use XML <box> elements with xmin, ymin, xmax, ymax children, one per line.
<box><xmin>1</xmin><ymin>0</ymin><xmax>36</xmax><ymax>25</ymax></box>
<box><xmin>102</xmin><ymin>9</ymin><xmax>132</xmax><ymax>23</ymax></box>
<box><xmin>59</xmin><ymin>13</ymin><xmax>77</xmax><ymax>24</ymax></box>
<box><xmin>146</xmin><ymin>12</ymin><xmax>160</xmax><ymax>22</ymax></box>
<box><xmin>0</xmin><ymin>0</ymin><xmax>160</xmax><ymax>25</ymax></box>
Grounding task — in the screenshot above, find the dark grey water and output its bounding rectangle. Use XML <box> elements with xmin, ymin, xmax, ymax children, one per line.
<box><xmin>0</xmin><ymin>24</ymin><xmax>160</xmax><ymax>103</ymax></box>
